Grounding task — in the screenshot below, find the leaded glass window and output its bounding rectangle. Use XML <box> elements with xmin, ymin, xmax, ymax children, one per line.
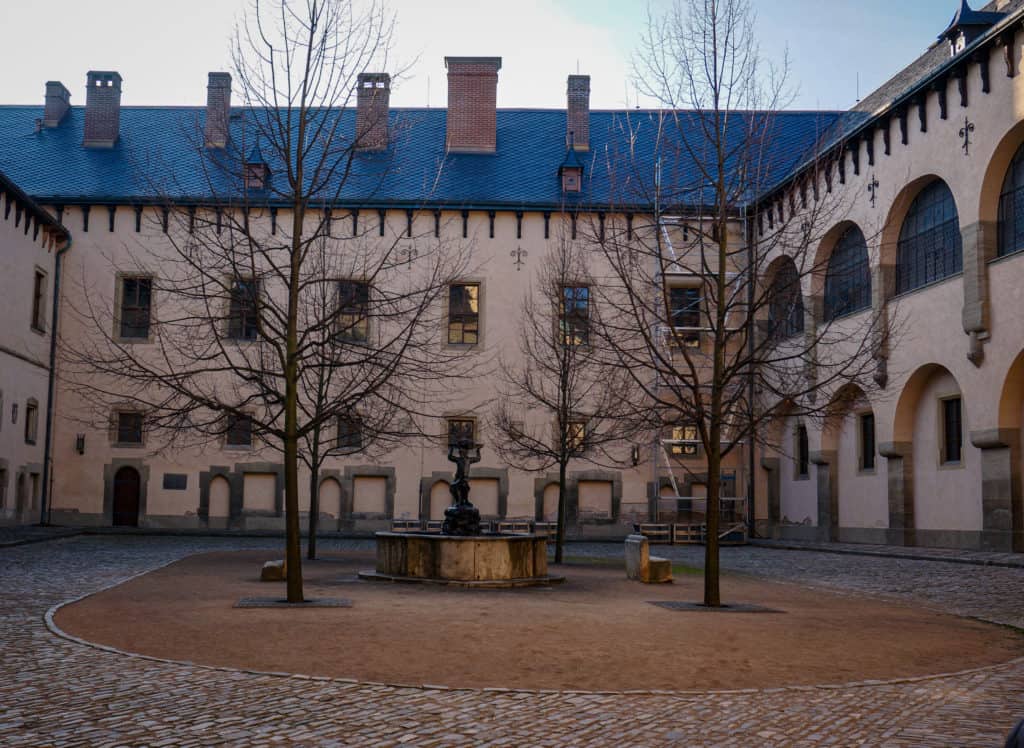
<box><xmin>896</xmin><ymin>180</ymin><xmax>962</xmax><ymax>294</ymax></box>
<box><xmin>560</xmin><ymin>285</ymin><xmax>590</xmax><ymax>346</ymax></box>
<box><xmin>824</xmin><ymin>226</ymin><xmax>871</xmax><ymax>321</ymax></box>
<box><xmin>998</xmin><ymin>143</ymin><xmax>1024</xmax><ymax>257</ymax></box>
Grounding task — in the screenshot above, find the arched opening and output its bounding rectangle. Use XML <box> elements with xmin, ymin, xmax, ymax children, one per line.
<box><xmin>822</xmin><ymin>385</ymin><xmax>885</xmax><ymax>536</ymax></box>
<box><xmin>470</xmin><ymin>478</ymin><xmax>500</xmax><ymax>518</ymax></box>
<box><xmin>765</xmin><ymin>255</ymin><xmax>805</xmax><ymax>338</ymax></box>
<box><xmin>208</xmin><ymin>475</ymin><xmax>231</xmax><ymax>521</ymax></box>
<box><xmin>542</xmin><ymin>483</ymin><xmax>560</xmax><ymax>521</ymax></box>
<box><xmin>823</xmin><ymin>225</ymin><xmax>871</xmax><ymax>321</ymax></box>
<box><xmin>997</xmin><ymin>142</ymin><xmax>1024</xmax><ymax>258</ymax></box>
<box><xmin>429</xmin><ymin>480</ymin><xmax>450</xmax><ymax>520</ymax></box>
<box><xmin>997</xmin><ymin>350</ymin><xmax>1024</xmax><ymax>551</ymax></box>
<box><xmin>896</xmin><ymin>180</ymin><xmax>962</xmax><ymax>295</ymax></box>
<box><xmin>893</xmin><ymin>364</ymin><xmax>979</xmax><ymax>544</ymax></box>
<box><xmin>318</xmin><ymin>476</ymin><xmax>342</xmax><ymax>519</ymax></box>
<box><xmin>112</xmin><ymin>466</ymin><xmax>141</xmax><ymax>527</ymax></box>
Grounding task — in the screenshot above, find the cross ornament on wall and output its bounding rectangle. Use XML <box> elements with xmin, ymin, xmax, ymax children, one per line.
<box><xmin>960</xmin><ymin>117</ymin><xmax>976</xmax><ymax>156</ymax></box>
<box><xmin>867</xmin><ymin>175</ymin><xmax>880</xmax><ymax>208</ymax></box>
<box><xmin>400</xmin><ymin>244</ymin><xmax>418</xmax><ymax>267</ymax></box>
<box><xmin>511</xmin><ymin>246</ymin><xmax>528</xmax><ymax>271</ymax></box>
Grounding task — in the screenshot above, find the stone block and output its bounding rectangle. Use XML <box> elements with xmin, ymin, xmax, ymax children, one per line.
<box><xmin>624</xmin><ymin>534</ymin><xmax>649</xmax><ymax>581</ymax></box>
<box><xmin>646</xmin><ymin>556</ymin><xmax>673</xmax><ymax>584</ymax></box>
<box><xmin>260</xmin><ymin>559</ymin><xmax>286</xmax><ymax>582</ymax></box>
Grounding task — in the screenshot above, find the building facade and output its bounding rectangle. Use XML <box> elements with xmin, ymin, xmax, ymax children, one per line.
<box><xmin>0</xmin><ymin>1</ymin><xmax>1021</xmax><ymax>553</ymax></box>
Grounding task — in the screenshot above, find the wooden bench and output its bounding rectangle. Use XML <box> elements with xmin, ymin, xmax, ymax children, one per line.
<box><xmin>390</xmin><ymin>520</ymin><xmax>422</xmax><ymax>533</ymax></box>
<box><xmin>672</xmin><ymin>523</ymin><xmax>705</xmax><ymax>544</ymax></box>
<box><xmin>638</xmin><ymin>523</ymin><xmax>672</xmax><ymax>544</ymax></box>
<box><xmin>532</xmin><ymin>521</ymin><xmax>558</xmax><ymax>537</ymax></box>
<box><xmin>497</xmin><ymin>519</ymin><xmax>532</xmax><ymax>534</ymax></box>
<box><xmin>422</xmin><ymin>520</ymin><xmax>443</xmax><ymax>534</ymax></box>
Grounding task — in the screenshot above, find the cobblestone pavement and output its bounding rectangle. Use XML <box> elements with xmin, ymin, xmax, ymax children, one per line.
<box><xmin>2</xmin><ymin>536</ymin><xmax>1023</xmax><ymax>747</ymax></box>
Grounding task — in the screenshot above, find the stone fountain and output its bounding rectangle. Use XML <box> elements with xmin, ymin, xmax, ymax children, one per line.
<box><xmin>359</xmin><ymin>440</ymin><xmax>563</xmax><ymax>587</ymax></box>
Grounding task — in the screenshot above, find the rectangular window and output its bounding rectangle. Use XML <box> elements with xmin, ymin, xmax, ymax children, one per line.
<box><xmin>447</xmin><ymin>283</ymin><xmax>479</xmax><ymax>345</ymax></box>
<box><xmin>227</xmin><ymin>279</ymin><xmax>259</xmax><ymax>341</ymax></box>
<box><xmin>560</xmin><ymin>285</ymin><xmax>590</xmax><ymax>346</ymax></box>
<box><xmin>447</xmin><ymin>418</ymin><xmax>476</xmax><ymax>447</ymax></box>
<box><xmin>226</xmin><ymin>413</ymin><xmax>253</xmax><ymax>447</ymax></box>
<box><xmin>24</xmin><ymin>401</ymin><xmax>38</xmax><ymax>445</ymax></box>
<box><xmin>119</xmin><ymin>276</ymin><xmax>152</xmax><ymax>339</ymax></box>
<box><xmin>31</xmin><ymin>270</ymin><xmax>46</xmax><ymax>331</ymax></box>
<box><xmin>942</xmin><ymin>397</ymin><xmax>963</xmax><ymax>464</ymax></box>
<box><xmin>797</xmin><ymin>424</ymin><xmax>809</xmax><ymax>477</ymax></box>
<box><xmin>860</xmin><ymin>412</ymin><xmax>876</xmax><ymax>471</ymax></box>
<box><xmin>670</xmin><ymin>424</ymin><xmax>699</xmax><ymax>456</ymax></box>
<box><xmin>337</xmin><ymin>280</ymin><xmax>369</xmax><ymax>342</ymax></box>
<box><xmin>338</xmin><ymin>416</ymin><xmax>362</xmax><ymax>450</ymax></box>
<box><xmin>669</xmin><ymin>286</ymin><xmax>701</xmax><ymax>346</ymax></box>
<box><xmin>566</xmin><ymin>421</ymin><xmax>586</xmax><ymax>455</ymax></box>
<box><xmin>116</xmin><ymin>411</ymin><xmax>143</xmax><ymax>445</ymax></box>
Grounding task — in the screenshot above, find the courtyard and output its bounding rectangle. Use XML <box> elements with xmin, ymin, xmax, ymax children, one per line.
<box><xmin>3</xmin><ymin>534</ymin><xmax>1023</xmax><ymax>746</ymax></box>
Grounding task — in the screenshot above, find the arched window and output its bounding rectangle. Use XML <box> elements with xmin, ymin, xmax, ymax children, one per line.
<box><xmin>768</xmin><ymin>259</ymin><xmax>804</xmax><ymax>338</ymax></box>
<box><xmin>896</xmin><ymin>180</ymin><xmax>962</xmax><ymax>294</ymax></box>
<box><xmin>998</xmin><ymin>142</ymin><xmax>1024</xmax><ymax>257</ymax></box>
<box><xmin>824</xmin><ymin>226</ymin><xmax>871</xmax><ymax>321</ymax></box>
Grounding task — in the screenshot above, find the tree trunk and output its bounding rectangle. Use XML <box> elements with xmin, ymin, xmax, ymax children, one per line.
<box><xmin>704</xmin><ymin>439</ymin><xmax>722</xmax><ymax>607</ymax></box>
<box><xmin>284</xmin><ymin>201</ymin><xmax>305</xmax><ymax>604</ymax></box>
<box><xmin>307</xmin><ymin>460</ymin><xmax>320</xmax><ymax>561</ymax></box>
<box><xmin>555</xmin><ymin>459</ymin><xmax>568</xmax><ymax>564</ymax></box>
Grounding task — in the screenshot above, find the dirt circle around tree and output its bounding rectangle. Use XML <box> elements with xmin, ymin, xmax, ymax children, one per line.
<box><xmin>53</xmin><ymin>550</ymin><xmax>1024</xmax><ymax>692</ymax></box>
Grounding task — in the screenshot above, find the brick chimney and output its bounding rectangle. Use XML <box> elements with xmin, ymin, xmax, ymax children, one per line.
<box><xmin>83</xmin><ymin>71</ymin><xmax>122</xmax><ymax>148</ymax></box>
<box><xmin>567</xmin><ymin>74</ymin><xmax>590</xmax><ymax>150</ymax></box>
<box><xmin>355</xmin><ymin>72</ymin><xmax>390</xmax><ymax>151</ymax></box>
<box><xmin>445</xmin><ymin>57</ymin><xmax>501</xmax><ymax>153</ymax></box>
<box><xmin>205</xmin><ymin>72</ymin><xmax>232</xmax><ymax>149</ymax></box>
<box><xmin>42</xmin><ymin>82</ymin><xmax>71</xmax><ymax>128</ymax></box>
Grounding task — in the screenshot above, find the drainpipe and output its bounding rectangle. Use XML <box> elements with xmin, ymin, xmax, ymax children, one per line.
<box><xmin>39</xmin><ymin>234</ymin><xmax>73</xmax><ymax>526</ymax></box>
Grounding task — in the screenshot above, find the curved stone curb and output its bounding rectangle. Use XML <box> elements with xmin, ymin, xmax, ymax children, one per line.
<box><xmin>42</xmin><ymin>550</ymin><xmax>1024</xmax><ymax>700</ymax></box>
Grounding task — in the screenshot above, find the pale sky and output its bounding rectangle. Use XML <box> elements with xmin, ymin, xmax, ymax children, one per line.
<box><xmin>0</xmin><ymin>0</ymin><xmax>963</xmax><ymax>111</ymax></box>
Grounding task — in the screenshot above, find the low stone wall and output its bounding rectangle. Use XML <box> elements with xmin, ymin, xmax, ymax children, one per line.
<box><xmin>373</xmin><ymin>532</ymin><xmax>549</xmax><ymax>583</ymax></box>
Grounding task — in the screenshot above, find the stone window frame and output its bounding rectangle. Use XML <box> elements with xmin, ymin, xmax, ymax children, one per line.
<box><xmin>23</xmin><ymin>398</ymin><xmax>39</xmax><ymax>445</ymax></box>
<box><xmin>667</xmin><ymin>423</ymin><xmax>700</xmax><ymax>459</ymax></box>
<box><xmin>444</xmin><ymin>415</ymin><xmax>477</xmax><ymax>449</ymax></box>
<box><xmin>224</xmin><ymin>411</ymin><xmax>255</xmax><ymax>451</ymax></box>
<box><xmin>938</xmin><ymin>393</ymin><xmax>965</xmax><ymax>468</ymax></box>
<box><xmin>857</xmin><ymin>410</ymin><xmax>877</xmax><ymax>474</ymax></box>
<box><xmin>445</xmin><ymin>280</ymin><xmax>483</xmax><ymax>347</ymax></box>
<box><xmin>666</xmin><ymin>280</ymin><xmax>702</xmax><ymax>348</ymax></box>
<box><xmin>109</xmin><ymin>406</ymin><xmax>146</xmax><ymax>448</ymax></box>
<box><xmin>30</xmin><ymin>266</ymin><xmax>47</xmax><ymax>334</ymax></box>
<box><xmin>113</xmin><ymin>272</ymin><xmax>155</xmax><ymax>344</ymax></box>
<box><xmin>336</xmin><ymin>413</ymin><xmax>363</xmax><ymax>452</ymax></box>
<box><xmin>224</xmin><ymin>276</ymin><xmax>261</xmax><ymax>343</ymax></box>
<box><xmin>559</xmin><ymin>283</ymin><xmax>591</xmax><ymax>347</ymax></box>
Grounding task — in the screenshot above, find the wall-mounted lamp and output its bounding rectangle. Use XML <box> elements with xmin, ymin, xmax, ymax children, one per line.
<box><xmin>630</xmin><ymin>445</ymin><xmax>640</xmax><ymax>467</ymax></box>
<box><xmin>75</xmin><ymin>433</ymin><xmax>86</xmax><ymax>455</ymax></box>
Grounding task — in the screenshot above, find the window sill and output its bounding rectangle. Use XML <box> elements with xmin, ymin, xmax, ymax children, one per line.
<box><xmin>938</xmin><ymin>460</ymin><xmax>965</xmax><ymax>471</ymax></box>
<box><xmin>115</xmin><ymin>337</ymin><xmax>153</xmax><ymax>345</ymax></box>
<box><xmin>29</xmin><ymin>325</ymin><xmax>46</xmax><ymax>337</ymax></box>
<box><xmin>24</xmin><ymin>439</ymin><xmax>37</xmax><ymax>446</ymax></box>
<box><xmin>891</xmin><ymin>271</ymin><xmax>963</xmax><ymax>302</ymax></box>
<box><xmin>224</xmin><ymin>444</ymin><xmax>253</xmax><ymax>451</ymax></box>
<box><xmin>794</xmin><ymin>474</ymin><xmax>810</xmax><ymax>482</ymax></box>
<box><xmin>112</xmin><ymin>442</ymin><xmax>144</xmax><ymax>449</ymax></box>
<box><xmin>856</xmin><ymin>468</ymin><xmax>877</xmax><ymax>476</ymax></box>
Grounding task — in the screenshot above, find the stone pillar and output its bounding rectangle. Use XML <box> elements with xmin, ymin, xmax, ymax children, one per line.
<box><xmin>810</xmin><ymin>450</ymin><xmax>838</xmax><ymax>541</ymax></box>
<box><xmin>880</xmin><ymin>442</ymin><xmax>914</xmax><ymax>546</ymax></box>
<box><xmin>960</xmin><ymin>221</ymin><xmax>996</xmax><ymax>366</ymax></box>
<box><xmin>870</xmin><ymin>264</ymin><xmax>892</xmax><ymax>388</ymax></box>
<box><xmin>971</xmin><ymin>429</ymin><xmax>1022</xmax><ymax>552</ymax></box>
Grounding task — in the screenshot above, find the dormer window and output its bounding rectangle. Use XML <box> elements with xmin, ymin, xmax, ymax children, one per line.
<box><xmin>951</xmin><ymin>30</ymin><xmax>967</xmax><ymax>57</ymax></box>
<box><xmin>244</xmin><ymin>141</ymin><xmax>270</xmax><ymax>191</ymax></box>
<box><xmin>558</xmin><ymin>132</ymin><xmax>585</xmax><ymax>194</ymax></box>
<box><xmin>940</xmin><ymin>1</ymin><xmax>1005</xmax><ymax>58</ymax></box>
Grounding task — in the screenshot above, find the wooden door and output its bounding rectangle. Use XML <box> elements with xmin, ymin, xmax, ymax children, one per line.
<box><xmin>112</xmin><ymin>466</ymin><xmax>140</xmax><ymax>527</ymax></box>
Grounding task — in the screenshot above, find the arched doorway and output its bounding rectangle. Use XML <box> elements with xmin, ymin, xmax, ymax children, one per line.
<box><xmin>429</xmin><ymin>481</ymin><xmax>450</xmax><ymax>520</ymax></box>
<box><xmin>112</xmin><ymin>466</ymin><xmax>141</xmax><ymax>527</ymax></box>
<box><xmin>208</xmin><ymin>474</ymin><xmax>231</xmax><ymax>527</ymax></box>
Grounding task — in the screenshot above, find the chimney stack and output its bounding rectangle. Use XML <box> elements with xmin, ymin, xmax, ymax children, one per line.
<box><xmin>43</xmin><ymin>82</ymin><xmax>71</xmax><ymax>128</ymax></box>
<box><xmin>567</xmin><ymin>75</ymin><xmax>590</xmax><ymax>151</ymax></box>
<box><xmin>355</xmin><ymin>72</ymin><xmax>390</xmax><ymax>151</ymax></box>
<box><xmin>205</xmin><ymin>72</ymin><xmax>232</xmax><ymax>149</ymax></box>
<box><xmin>445</xmin><ymin>57</ymin><xmax>501</xmax><ymax>153</ymax></box>
<box><xmin>83</xmin><ymin>71</ymin><xmax>122</xmax><ymax>148</ymax></box>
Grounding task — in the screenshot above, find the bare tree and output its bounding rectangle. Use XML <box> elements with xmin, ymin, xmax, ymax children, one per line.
<box><xmin>61</xmin><ymin>0</ymin><xmax>470</xmax><ymax>602</ymax></box>
<box><xmin>590</xmin><ymin>0</ymin><xmax>896</xmax><ymax>606</ymax></box>
<box><xmin>490</xmin><ymin>231</ymin><xmax>645</xmax><ymax>564</ymax></box>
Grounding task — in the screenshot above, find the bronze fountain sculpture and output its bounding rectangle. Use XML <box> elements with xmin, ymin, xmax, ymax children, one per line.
<box><xmin>442</xmin><ymin>438</ymin><xmax>483</xmax><ymax>535</ymax></box>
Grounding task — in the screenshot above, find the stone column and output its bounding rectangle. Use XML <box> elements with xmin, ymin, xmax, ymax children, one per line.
<box><xmin>871</xmin><ymin>264</ymin><xmax>893</xmax><ymax>388</ymax></box>
<box><xmin>971</xmin><ymin>428</ymin><xmax>1022</xmax><ymax>552</ymax></box>
<box><xmin>810</xmin><ymin>450</ymin><xmax>838</xmax><ymax>541</ymax></box>
<box><xmin>960</xmin><ymin>221</ymin><xmax>996</xmax><ymax>366</ymax></box>
<box><xmin>880</xmin><ymin>442</ymin><xmax>914</xmax><ymax>546</ymax></box>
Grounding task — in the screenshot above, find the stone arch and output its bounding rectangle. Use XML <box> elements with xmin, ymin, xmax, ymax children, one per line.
<box><xmin>319</xmin><ymin>476</ymin><xmax>343</xmax><ymax>520</ymax></box>
<box><xmin>992</xmin><ymin>349</ymin><xmax>1024</xmax><ymax>551</ymax></box>
<box><xmin>428</xmin><ymin>480</ymin><xmax>450</xmax><ymax>521</ymax></box>
<box><xmin>811</xmin><ymin>220</ymin><xmax>861</xmax><ymax>302</ymax></box>
<box><xmin>207</xmin><ymin>474</ymin><xmax>231</xmax><ymax>524</ymax></box>
<box><xmin>541</xmin><ymin>482</ymin><xmax>560</xmax><ymax>521</ymax></box>
<box><xmin>761</xmin><ymin>254</ymin><xmax>805</xmax><ymax>338</ymax></box>
<box><xmin>978</xmin><ymin>119</ymin><xmax>1024</xmax><ymax>226</ymax></box>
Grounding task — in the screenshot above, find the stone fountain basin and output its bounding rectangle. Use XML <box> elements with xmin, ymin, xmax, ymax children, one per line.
<box><xmin>358</xmin><ymin>532</ymin><xmax>564</xmax><ymax>588</ymax></box>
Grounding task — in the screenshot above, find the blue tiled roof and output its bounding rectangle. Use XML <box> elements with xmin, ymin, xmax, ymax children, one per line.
<box><xmin>0</xmin><ymin>105</ymin><xmax>848</xmax><ymax>211</ymax></box>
